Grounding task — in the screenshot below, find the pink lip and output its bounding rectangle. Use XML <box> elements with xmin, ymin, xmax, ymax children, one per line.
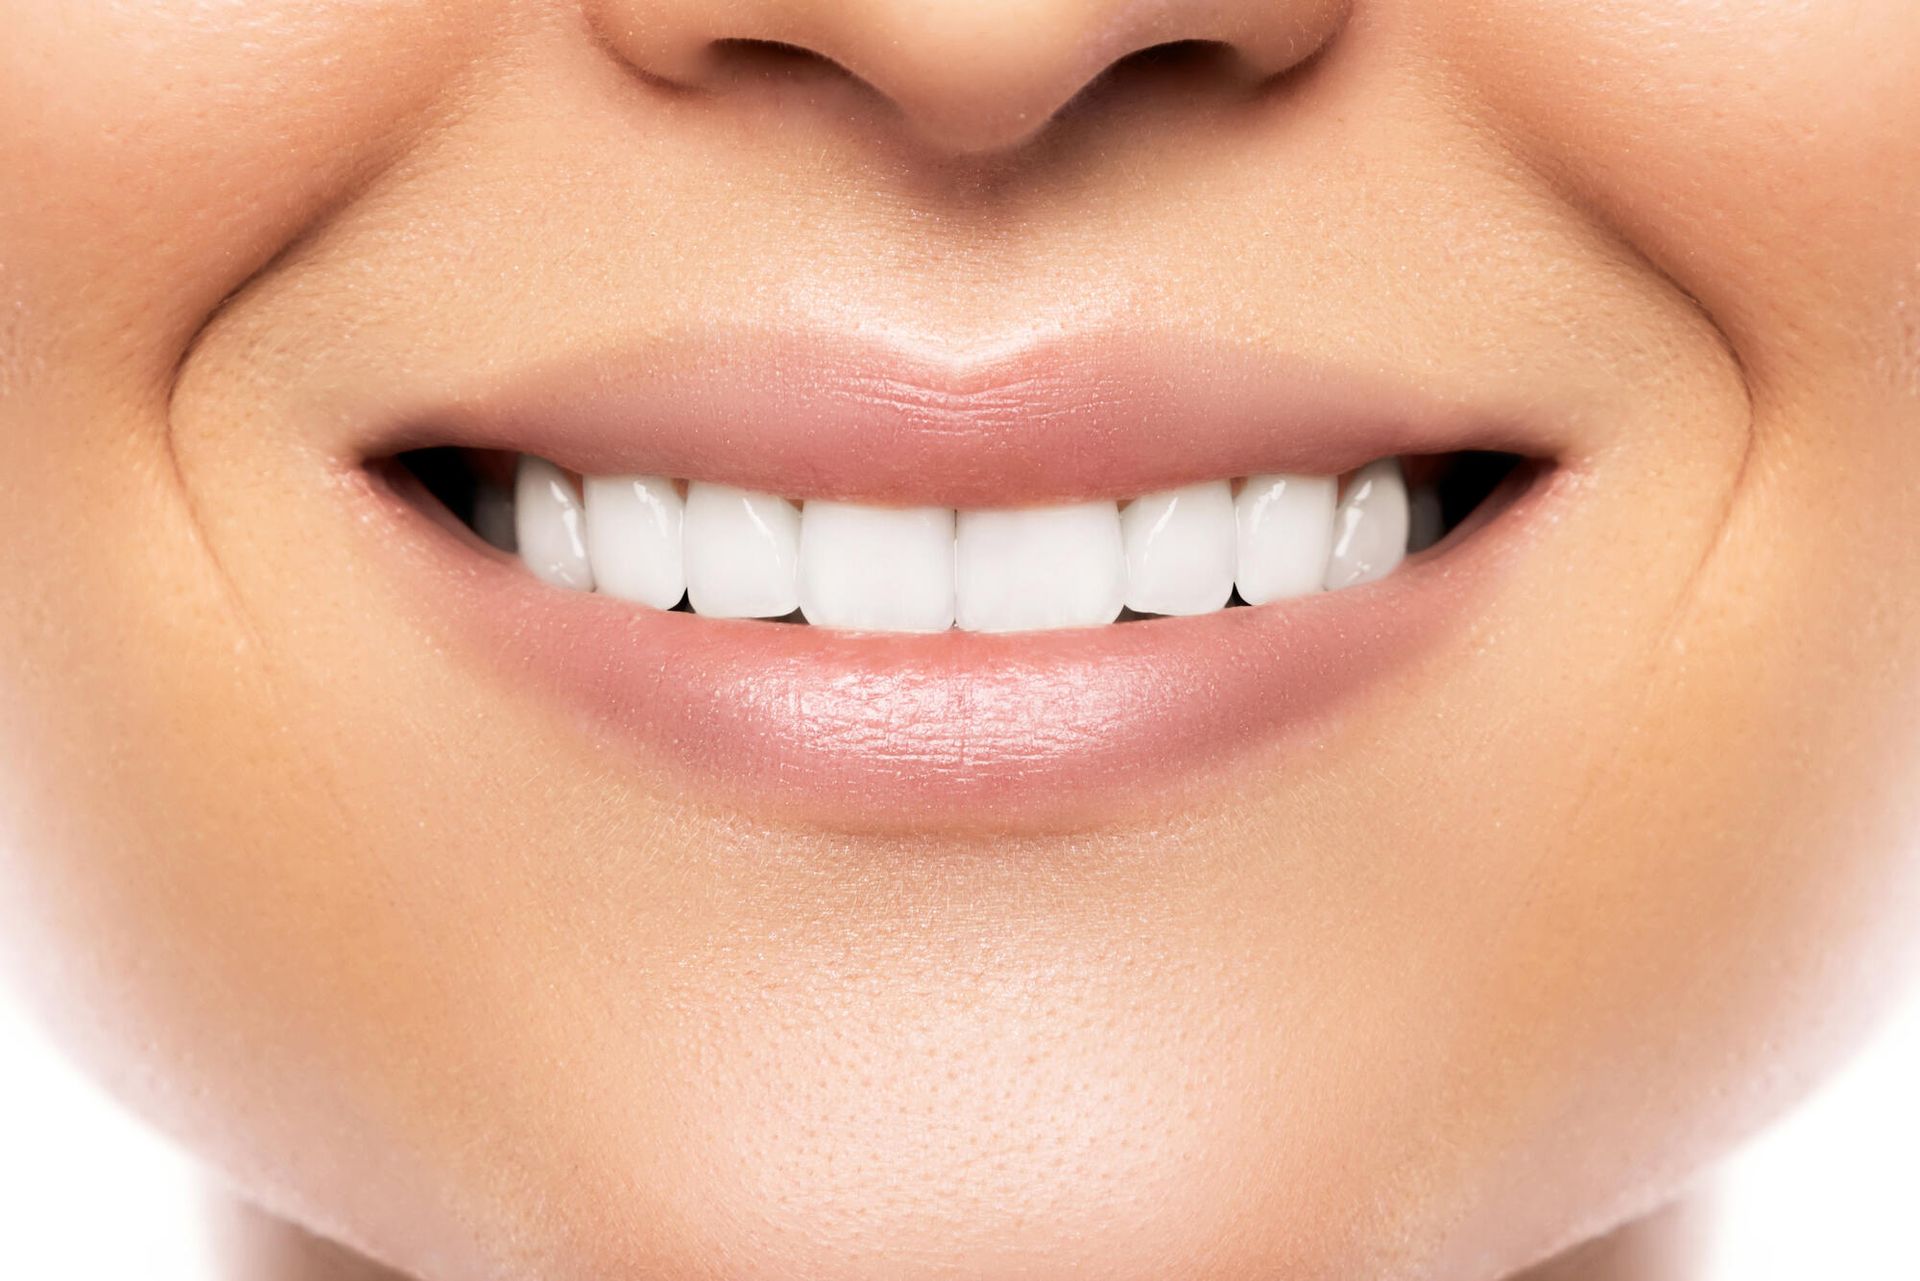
<box><xmin>358</xmin><ymin>327</ymin><xmax>1572</xmax><ymax>507</ymax></box>
<box><xmin>346</xmin><ymin>328</ymin><xmax>1571</xmax><ymax>828</ymax></box>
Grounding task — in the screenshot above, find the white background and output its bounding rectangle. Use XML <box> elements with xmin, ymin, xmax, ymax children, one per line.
<box><xmin>2</xmin><ymin>978</ymin><xmax>1917</xmax><ymax>1279</ymax></box>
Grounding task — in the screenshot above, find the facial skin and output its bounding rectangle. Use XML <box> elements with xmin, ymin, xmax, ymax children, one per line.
<box><xmin>2</xmin><ymin>2</ymin><xmax>1918</xmax><ymax>1279</ymax></box>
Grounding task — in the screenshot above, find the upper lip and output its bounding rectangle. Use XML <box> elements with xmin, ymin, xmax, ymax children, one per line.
<box><xmin>358</xmin><ymin>324</ymin><xmax>1566</xmax><ymax>504</ymax></box>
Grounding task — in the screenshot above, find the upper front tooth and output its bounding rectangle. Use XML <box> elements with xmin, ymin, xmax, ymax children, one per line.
<box><xmin>683</xmin><ymin>482</ymin><xmax>801</xmax><ymax>618</ymax></box>
<box><xmin>1234</xmin><ymin>473</ymin><xmax>1335</xmax><ymax>605</ymax></box>
<box><xmin>954</xmin><ymin>501</ymin><xmax>1126</xmax><ymax>633</ymax></box>
<box><xmin>584</xmin><ymin>474</ymin><xmax>686</xmax><ymax>609</ymax></box>
<box><xmin>517</xmin><ymin>460</ymin><xmax>1413</xmax><ymax>618</ymax></box>
<box><xmin>798</xmin><ymin>501</ymin><xmax>956</xmax><ymax>633</ymax></box>
<box><xmin>1121</xmin><ymin>481</ymin><xmax>1236</xmax><ymax>616</ymax></box>
<box><xmin>515</xmin><ymin>456</ymin><xmax>594</xmax><ymax>590</ymax></box>
<box><xmin>1324</xmin><ymin>458</ymin><xmax>1410</xmax><ymax>589</ymax></box>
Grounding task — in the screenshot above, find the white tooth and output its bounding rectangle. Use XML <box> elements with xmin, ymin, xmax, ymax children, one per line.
<box><xmin>683</xmin><ymin>482</ymin><xmax>801</xmax><ymax>618</ymax></box>
<box><xmin>515</xmin><ymin>456</ymin><xmax>593</xmax><ymax>590</ymax></box>
<box><xmin>584</xmin><ymin>474</ymin><xmax>685</xmax><ymax>609</ymax></box>
<box><xmin>954</xmin><ymin>502</ymin><xmax>1125</xmax><ymax>633</ymax></box>
<box><xmin>1324</xmin><ymin>458</ymin><xmax>1411</xmax><ymax>590</ymax></box>
<box><xmin>1121</xmin><ymin>481</ymin><xmax>1235</xmax><ymax>616</ymax></box>
<box><xmin>1234</xmin><ymin>473</ymin><xmax>1335</xmax><ymax>605</ymax></box>
<box><xmin>798</xmin><ymin>502</ymin><xmax>955</xmax><ymax>633</ymax></box>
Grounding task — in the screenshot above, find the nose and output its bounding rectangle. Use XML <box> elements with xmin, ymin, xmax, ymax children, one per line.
<box><xmin>595</xmin><ymin>0</ymin><xmax>1351</xmax><ymax>155</ymax></box>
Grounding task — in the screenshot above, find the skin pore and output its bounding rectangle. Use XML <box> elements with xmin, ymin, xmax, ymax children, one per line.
<box><xmin>2</xmin><ymin>2</ymin><xmax>1919</xmax><ymax>1279</ymax></box>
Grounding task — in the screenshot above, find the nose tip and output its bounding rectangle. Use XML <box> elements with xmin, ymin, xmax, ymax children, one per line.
<box><xmin>600</xmin><ymin>0</ymin><xmax>1351</xmax><ymax>156</ymax></box>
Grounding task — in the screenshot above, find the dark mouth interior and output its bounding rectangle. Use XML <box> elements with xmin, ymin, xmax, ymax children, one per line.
<box><xmin>386</xmin><ymin>446</ymin><xmax>1533</xmax><ymax>619</ymax></box>
<box><xmin>392</xmin><ymin>446</ymin><xmax>498</xmax><ymax>532</ymax></box>
<box><xmin>1418</xmin><ymin>450</ymin><xmax>1530</xmax><ymax>545</ymax></box>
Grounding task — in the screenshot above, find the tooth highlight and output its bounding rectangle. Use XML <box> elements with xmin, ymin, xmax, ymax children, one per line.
<box><xmin>954</xmin><ymin>502</ymin><xmax>1126</xmax><ymax>633</ymax></box>
<box><xmin>1324</xmin><ymin>458</ymin><xmax>1410</xmax><ymax>590</ymax></box>
<box><xmin>584</xmin><ymin>474</ymin><xmax>685</xmax><ymax>609</ymax></box>
<box><xmin>1234</xmin><ymin>473</ymin><xmax>1336</xmax><ymax>605</ymax></box>
<box><xmin>1121</xmin><ymin>481</ymin><xmax>1236</xmax><ymax>616</ymax></box>
<box><xmin>683</xmin><ymin>482</ymin><xmax>801</xmax><ymax>619</ymax></box>
<box><xmin>515</xmin><ymin>456</ymin><xmax>593</xmax><ymax>590</ymax></box>
<box><xmin>799</xmin><ymin>502</ymin><xmax>956</xmax><ymax>633</ymax></box>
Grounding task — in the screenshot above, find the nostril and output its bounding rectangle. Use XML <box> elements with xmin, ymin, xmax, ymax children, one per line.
<box><xmin>1108</xmin><ymin>38</ymin><xmax>1239</xmax><ymax>77</ymax></box>
<box><xmin>1086</xmin><ymin>33</ymin><xmax>1327</xmax><ymax>111</ymax></box>
<box><xmin>705</xmin><ymin>37</ymin><xmax>861</xmax><ymax>86</ymax></box>
<box><xmin>1072</xmin><ymin>37</ymin><xmax>1265</xmax><ymax>110</ymax></box>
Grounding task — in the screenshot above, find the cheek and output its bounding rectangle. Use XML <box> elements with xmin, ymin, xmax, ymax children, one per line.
<box><xmin>0</xmin><ymin>0</ymin><xmax>495</xmax><ymax>396</ymax></box>
<box><xmin>1418</xmin><ymin>0</ymin><xmax>1920</xmax><ymax>407</ymax></box>
<box><xmin>1395</xmin><ymin>11</ymin><xmax>1920</xmax><ymax>1134</ymax></box>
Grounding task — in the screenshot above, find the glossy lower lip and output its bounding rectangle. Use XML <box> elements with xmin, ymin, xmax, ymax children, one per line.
<box><xmin>355</xmin><ymin>454</ymin><xmax>1562</xmax><ymax>832</ymax></box>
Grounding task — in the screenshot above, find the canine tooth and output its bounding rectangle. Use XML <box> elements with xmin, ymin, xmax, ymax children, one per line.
<box><xmin>954</xmin><ymin>502</ymin><xmax>1125</xmax><ymax>633</ymax></box>
<box><xmin>1324</xmin><ymin>458</ymin><xmax>1411</xmax><ymax>589</ymax></box>
<box><xmin>515</xmin><ymin>456</ymin><xmax>593</xmax><ymax>590</ymax></box>
<box><xmin>798</xmin><ymin>502</ymin><xmax>955</xmax><ymax>633</ymax></box>
<box><xmin>1121</xmin><ymin>481</ymin><xmax>1235</xmax><ymax>616</ymax></box>
<box><xmin>683</xmin><ymin>482</ymin><xmax>801</xmax><ymax>618</ymax></box>
<box><xmin>584</xmin><ymin>474</ymin><xmax>685</xmax><ymax>609</ymax></box>
<box><xmin>1234</xmin><ymin>473</ymin><xmax>1335</xmax><ymax>604</ymax></box>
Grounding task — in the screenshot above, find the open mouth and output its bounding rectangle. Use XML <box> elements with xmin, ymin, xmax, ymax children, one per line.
<box><xmin>389</xmin><ymin>447</ymin><xmax>1526</xmax><ymax>632</ymax></box>
<box><xmin>343</xmin><ymin>330</ymin><xmax>1567</xmax><ymax>828</ymax></box>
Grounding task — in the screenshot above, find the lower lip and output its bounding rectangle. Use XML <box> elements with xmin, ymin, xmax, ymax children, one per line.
<box><xmin>355</xmin><ymin>462</ymin><xmax>1561</xmax><ymax>830</ymax></box>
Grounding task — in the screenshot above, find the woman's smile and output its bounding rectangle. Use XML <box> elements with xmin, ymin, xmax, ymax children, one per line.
<box><xmin>2</xmin><ymin>1</ymin><xmax>1917</xmax><ymax>1279</ymax></box>
<box><xmin>351</xmin><ymin>326</ymin><xmax>1557</xmax><ymax>822</ymax></box>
